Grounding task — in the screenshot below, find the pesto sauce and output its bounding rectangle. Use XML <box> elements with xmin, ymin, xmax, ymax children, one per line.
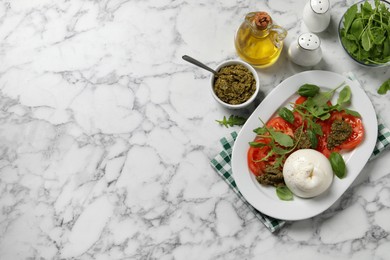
<box><xmin>213</xmin><ymin>64</ymin><xmax>256</xmax><ymax>105</ymax></box>
<box><xmin>327</xmin><ymin>119</ymin><xmax>353</xmax><ymax>150</ymax></box>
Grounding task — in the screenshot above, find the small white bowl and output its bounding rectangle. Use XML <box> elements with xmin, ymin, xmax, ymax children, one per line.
<box><xmin>210</xmin><ymin>60</ymin><xmax>260</xmax><ymax>109</ymax></box>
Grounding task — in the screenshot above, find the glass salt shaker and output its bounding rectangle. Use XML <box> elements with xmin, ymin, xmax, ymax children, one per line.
<box><xmin>303</xmin><ymin>0</ymin><xmax>331</xmax><ymax>33</ymax></box>
<box><xmin>288</xmin><ymin>33</ymin><xmax>322</xmax><ymax>67</ymax></box>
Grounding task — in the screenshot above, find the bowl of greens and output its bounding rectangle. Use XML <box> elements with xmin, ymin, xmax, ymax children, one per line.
<box><xmin>338</xmin><ymin>0</ymin><xmax>390</xmax><ymax>67</ymax></box>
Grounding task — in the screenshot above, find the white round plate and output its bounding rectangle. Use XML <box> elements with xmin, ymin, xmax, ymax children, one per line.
<box><xmin>231</xmin><ymin>70</ymin><xmax>378</xmax><ymax>221</ymax></box>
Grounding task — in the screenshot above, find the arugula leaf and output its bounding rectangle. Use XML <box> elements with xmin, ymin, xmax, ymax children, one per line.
<box><xmin>312</xmin><ymin>83</ymin><xmax>344</xmax><ymax>106</ymax></box>
<box><xmin>253</xmin><ymin>126</ymin><xmax>268</xmax><ymax>135</ymax></box>
<box><xmin>361</xmin><ymin>29</ymin><xmax>372</xmax><ymax>51</ymax></box>
<box><xmin>268</xmin><ymin>127</ymin><xmax>294</xmax><ymax>147</ymax></box>
<box><xmin>350</xmin><ymin>19</ymin><xmax>364</xmax><ymax>39</ymax></box>
<box><xmin>378</xmin><ymin>79</ymin><xmax>390</xmax><ymax>95</ymax></box>
<box><xmin>307</xmin><ymin>120</ymin><xmax>323</xmax><ymax>135</ymax></box>
<box><xmin>249</xmin><ymin>141</ymin><xmax>268</xmax><ymax>148</ymax></box>
<box><xmin>307</xmin><ymin>129</ymin><xmax>318</xmax><ymax>149</ymax></box>
<box><xmin>216</xmin><ymin>115</ymin><xmax>246</xmax><ymax>128</ymax></box>
<box><xmin>343</xmin><ymin>4</ymin><xmax>358</xmax><ymax>35</ymax></box>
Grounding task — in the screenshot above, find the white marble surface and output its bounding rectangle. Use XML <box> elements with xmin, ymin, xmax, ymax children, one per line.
<box><xmin>0</xmin><ymin>0</ymin><xmax>389</xmax><ymax>259</ymax></box>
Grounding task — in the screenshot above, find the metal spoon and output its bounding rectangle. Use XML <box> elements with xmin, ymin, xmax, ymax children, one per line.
<box><xmin>182</xmin><ymin>55</ymin><xmax>219</xmax><ymax>76</ymax></box>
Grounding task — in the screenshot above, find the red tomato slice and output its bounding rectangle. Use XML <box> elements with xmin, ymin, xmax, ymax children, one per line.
<box><xmin>330</xmin><ymin>111</ymin><xmax>364</xmax><ymax>150</ymax></box>
<box><xmin>291</xmin><ymin>111</ymin><xmax>305</xmax><ymax>130</ymax></box>
<box><xmin>316</xmin><ymin>120</ymin><xmax>339</xmax><ymax>158</ymax></box>
<box><xmin>266</xmin><ymin>117</ymin><xmax>294</xmax><ymax>137</ymax></box>
<box><xmin>295</xmin><ymin>96</ymin><xmax>307</xmax><ymax>105</ymax></box>
<box><xmin>247</xmin><ymin>138</ymin><xmax>271</xmax><ymax>176</ymax></box>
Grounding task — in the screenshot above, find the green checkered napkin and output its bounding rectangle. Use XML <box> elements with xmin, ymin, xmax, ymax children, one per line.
<box><xmin>210</xmin><ymin>132</ymin><xmax>286</xmax><ymax>232</ymax></box>
<box><xmin>211</xmin><ymin>117</ymin><xmax>390</xmax><ymax>232</ymax></box>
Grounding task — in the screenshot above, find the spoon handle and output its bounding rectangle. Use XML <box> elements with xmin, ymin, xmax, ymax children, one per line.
<box><xmin>182</xmin><ymin>55</ymin><xmax>218</xmax><ymax>75</ymax></box>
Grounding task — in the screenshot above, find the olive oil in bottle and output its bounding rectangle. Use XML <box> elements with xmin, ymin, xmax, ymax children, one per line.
<box><xmin>235</xmin><ymin>12</ymin><xmax>287</xmax><ymax>68</ymax></box>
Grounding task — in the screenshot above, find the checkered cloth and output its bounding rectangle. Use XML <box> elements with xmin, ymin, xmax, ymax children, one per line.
<box><xmin>210</xmin><ymin>74</ymin><xmax>390</xmax><ymax>232</ymax></box>
<box><xmin>370</xmin><ymin>118</ymin><xmax>390</xmax><ymax>159</ymax></box>
<box><xmin>210</xmin><ymin>132</ymin><xmax>286</xmax><ymax>232</ymax></box>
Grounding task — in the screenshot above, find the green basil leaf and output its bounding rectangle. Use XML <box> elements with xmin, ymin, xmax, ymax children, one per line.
<box><xmin>278</xmin><ymin>107</ymin><xmax>295</xmax><ymax>124</ymax></box>
<box><xmin>268</xmin><ymin>127</ymin><xmax>294</xmax><ymax>147</ymax></box>
<box><xmin>276</xmin><ymin>186</ymin><xmax>293</xmax><ymax>201</ymax></box>
<box><xmin>329</xmin><ymin>152</ymin><xmax>346</xmax><ymax>179</ymax></box>
<box><xmin>307</xmin><ymin>129</ymin><xmax>318</xmax><ymax>149</ymax></box>
<box><xmin>298</xmin><ymin>84</ymin><xmax>320</xmax><ymax>97</ymax></box>
<box><xmin>337</xmin><ymin>85</ymin><xmax>351</xmax><ymax>106</ymax></box>
<box><xmin>344</xmin><ymin>108</ymin><xmax>361</xmax><ymax>118</ymax></box>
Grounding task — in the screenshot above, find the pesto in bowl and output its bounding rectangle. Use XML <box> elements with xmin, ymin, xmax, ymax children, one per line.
<box><xmin>210</xmin><ymin>60</ymin><xmax>259</xmax><ymax>109</ymax></box>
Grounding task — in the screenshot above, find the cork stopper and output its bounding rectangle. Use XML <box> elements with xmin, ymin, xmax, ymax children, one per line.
<box><xmin>253</xmin><ymin>12</ymin><xmax>272</xmax><ymax>30</ymax></box>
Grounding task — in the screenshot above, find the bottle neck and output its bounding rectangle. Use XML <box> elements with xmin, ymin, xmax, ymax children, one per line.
<box><xmin>245</xmin><ymin>12</ymin><xmax>272</xmax><ymax>38</ymax></box>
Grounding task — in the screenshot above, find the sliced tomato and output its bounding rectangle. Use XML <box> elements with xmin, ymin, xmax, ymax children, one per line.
<box><xmin>291</xmin><ymin>111</ymin><xmax>305</xmax><ymax>130</ymax></box>
<box><xmin>295</xmin><ymin>96</ymin><xmax>307</xmax><ymax>105</ymax></box>
<box><xmin>266</xmin><ymin>116</ymin><xmax>294</xmax><ymax>137</ymax></box>
<box><xmin>329</xmin><ymin>111</ymin><xmax>364</xmax><ymax>150</ymax></box>
<box><xmin>247</xmin><ymin>138</ymin><xmax>271</xmax><ymax>176</ymax></box>
<box><xmin>316</xmin><ymin>120</ymin><xmax>339</xmax><ymax>158</ymax></box>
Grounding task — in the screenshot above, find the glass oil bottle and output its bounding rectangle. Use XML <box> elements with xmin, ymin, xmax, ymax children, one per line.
<box><xmin>235</xmin><ymin>12</ymin><xmax>287</xmax><ymax>68</ymax></box>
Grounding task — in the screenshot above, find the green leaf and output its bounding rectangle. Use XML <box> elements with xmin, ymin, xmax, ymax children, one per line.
<box><xmin>307</xmin><ymin>129</ymin><xmax>318</xmax><ymax>149</ymax></box>
<box><xmin>337</xmin><ymin>86</ymin><xmax>351</xmax><ymax>106</ymax></box>
<box><xmin>268</xmin><ymin>127</ymin><xmax>294</xmax><ymax>147</ymax></box>
<box><xmin>249</xmin><ymin>141</ymin><xmax>268</xmax><ymax>148</ymax></box>
<box><xmin>308</xmin><ymin>120</ymin><xmax>323</xmax><ymax>135</ymax></box>
<box><xmin>370</xmin><ymin>27</ymin><xmax>386</xmax><ymax>44</ymax></box>
<box><xmin>344</xmin><ymin>108</ymin><xmax>361</xmax><ymax>118</ymax></box>
<box><xmin>253</xmin><ymin>126</ymin><xmax>268</xmax><ymax>135</ymax></box>
<box><xmin>318</xmin><ymin>112</ymin><xmax>331</xmax><ymax>121</ymax></box>
<box><xmin>216</xmin><ymin>115</ymin><xmax>246</xmax><ymax>128</ymax></box>
<box><xmin>312</xmin><ymin>83</ymin><xmax>343</xmax><ymax>107</ymax></box>
<box><xmin>329</xmin><ymin>152</ymin><xmax>346</xmax><ymax>179</ymax></box>
<box><xmin>350</xmin><ymin>19</ymin><xmax>364</xmax><ymax>39</ymax></box>
<box><xmin>361</xmin><ymin>29</ymin><xmax>372</xmax><ymax>51</ymax></box>
<box><xmin>272</xmin><ymin>146</ymin><xmax>291</xmax><ymax>155</ymax></box>
<box><xmin>298</xmin><ymin>84</ymin><xmax>320</xmax><ymax>97</ymax></box>
<box><xmin>276</xmin><ymin>186</ymin><xmax>293</xmax><ymax>201</ymax></box>
<box><xmin>377</xmin><ymin>79</ymin><xmax>390</xmax><ymax>95</ymax></box>
<box><xmin>343</xmin><ymin>4</ymin><xmax>358</xmax><ymax>34</ymax></box>
<box><xmin>278</xmin><ymin>107</ymin><xmax>294</xmax><ymax>124</ymax></box>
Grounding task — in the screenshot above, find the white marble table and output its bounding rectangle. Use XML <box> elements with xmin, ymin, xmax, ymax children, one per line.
<box><xmin>0</xmin><ymin>0</ymin><xmax>389</xmax><ymax>259</ymax></box>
